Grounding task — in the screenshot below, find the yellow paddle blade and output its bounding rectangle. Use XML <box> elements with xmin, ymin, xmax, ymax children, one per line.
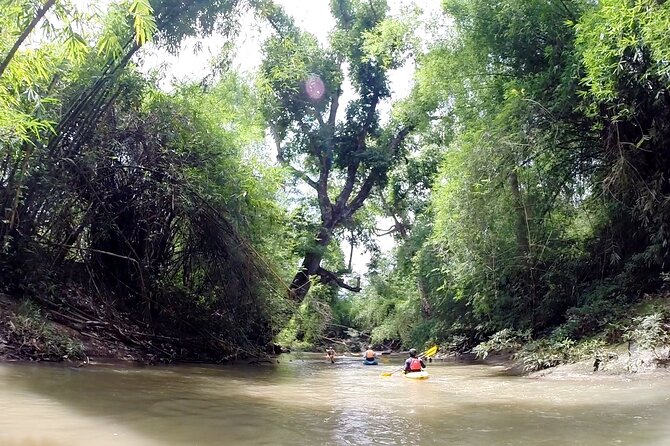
<box><xmin>423</xmin><ymin>345</ymin><xmax>438</xmax><ymax>357</ymax></box>
<box><xmin>381</xmin><ymin>367</ymin><xmax>403</xmax><ymax>377</ymax></box>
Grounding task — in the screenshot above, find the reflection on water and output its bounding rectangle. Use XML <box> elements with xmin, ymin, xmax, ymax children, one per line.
<box><xmin>1</xmin><ymin>354</ymin><xmax>669</xmax><ymax>445</ymax></box>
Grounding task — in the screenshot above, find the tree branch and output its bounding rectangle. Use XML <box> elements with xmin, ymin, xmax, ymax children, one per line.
<box><xmin>334</xmin><ymin>94</ymin><xmax>381</xmax><ymax>213</ymax></box>
<box><xmin>556</xmin><ymin>0</ymin><xmax>577</xmax><ymax>21</ymax></box>
<box><xmin>317</xmin><ymin>166</ymin><xmax>332</xmax><ymax>222</ymax></box>
<box><xmin>316</xmin><ymin>267</ymin><xmax>361</xmax><ymax>292</ymax></box>
<box><xmin>377</xmin><ymin>188</ymin><xmax>409</xmax><ymax>239</ymax></box>
<box><xmin>0</xmin><ymin>0</ymin><xmax>56</xmax><ymax>79</ymax></box>
<box><xmin>297</xmin><ymin>120</ymin><xmax>333</xmax><ymax>221</ymax></box>
<box><xmin>271</xmin><ymin>126</ymin><xmax>319</xmax><ymax>190</ymax></box>
<box><xmin>312</xmin><ymin>109</ymin><xmax>324</xmax><ymax>127</ymax></box>
<box><xmin>278</xmin><ymin>157</ymin><xmax>319</xmax><ymax>191</ymax></box>
<box><xmin>345</xmin><ymin>126</ymin><xmax>413</xmax><ymax>218</ymax></box>
<box><xmin>300</xmin><ymin>116</ymin><xmax>333</xmax><ymax>224</ymax></box>
<box><xmin>328</xmin><ymin>86</ymin><xmax>341</xmax><ymax>126</ymax></box>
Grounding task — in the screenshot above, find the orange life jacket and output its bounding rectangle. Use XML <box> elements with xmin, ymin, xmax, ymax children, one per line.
<box><xmin>409</xmin><ymin>357</ymin><xmax>423</xmax><ymax>371</ymax></box>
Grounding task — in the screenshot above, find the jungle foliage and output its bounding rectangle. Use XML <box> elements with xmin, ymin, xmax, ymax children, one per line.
<box><xmin>0</xmin><ymin>0</ymin><xmax>293</xmax><ymax>361</ymax></box>
<box><xmin>349</xmin><ymin>0</ymin><xmax>670</xmax><ymax>355</ymax></box>
<box><xmin>2</xmin><ymin>0</ymin><xmax>670</xmax><ymax>361</ymax></box>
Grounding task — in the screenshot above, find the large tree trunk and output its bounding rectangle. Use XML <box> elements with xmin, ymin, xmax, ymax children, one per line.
<box><xmin>289</xmin><ymin>252</ymin><xmax>323</xmax><ymax>301</ymax></box>
<box><xmin>288</xmin><ymin>219</ymin><xmax>363</xmax><ymax>300</ymax></box>
<box><xmin>289</xmin><ymin>227</ymin><xmax>331</xmax><ymax>301</ymax></box>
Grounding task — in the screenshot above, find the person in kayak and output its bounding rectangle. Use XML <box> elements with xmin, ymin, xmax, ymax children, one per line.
<box><xmin>404</xmin><ymin>348</ymin><xmax>426</xmax><ymax>373</ymax></box>
<box><xmin>325</xmin><ymin>346</ymin><xmax>336</xmax><ymax>363</ymax></box>
<box><xmin>364</xmin><ymin>345</ymin><xmax>377</xmax><ymax>363</ymax></box>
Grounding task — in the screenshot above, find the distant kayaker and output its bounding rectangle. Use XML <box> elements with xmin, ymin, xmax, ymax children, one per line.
<box><xmin>364</xmin><ymin>345</ymin><xmax>377</xmax><ymax>362</ymax></box>
<box><xmin>325</xmin><ymin>346</ymin><xmax>336</xmax><ymax>363</ymax></box>
<box><xmin>404</xmin><ymin>348</ymin><xmax>426</xmax><ymax>373</ymax></box>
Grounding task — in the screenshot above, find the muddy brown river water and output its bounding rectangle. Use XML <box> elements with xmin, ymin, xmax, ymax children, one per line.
<box><xmin>1</xmin><ymin>354</ymin><xmax>669</xmax><ymax>445</ymax></box>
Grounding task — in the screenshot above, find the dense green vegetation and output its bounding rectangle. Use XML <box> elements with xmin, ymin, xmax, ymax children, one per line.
<box><xmin>1</xmin><ymin>0</ymin><xmax>669</xmax><ymax>366</ymax></box>
<box><xmin>350</xmin><ymin>0</ymin><xmax>670</xmax><ymax>367</ymax></box>
<box><xmin>0</xmin><ymin>0</ymin><xmax>294</xmax><ymax>361</ymax></box>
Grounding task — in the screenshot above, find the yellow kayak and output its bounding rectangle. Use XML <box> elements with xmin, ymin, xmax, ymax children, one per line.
<box><xmin>403</xmin><ymin>371</ymin><xmax>429</xmax><ymax>380</ymax></box>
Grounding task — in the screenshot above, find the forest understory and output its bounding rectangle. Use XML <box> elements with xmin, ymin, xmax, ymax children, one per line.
<box><xmin>0</xmin><ymin>286</ymin><xmax>258</xmax><ymax>365</ymax></box>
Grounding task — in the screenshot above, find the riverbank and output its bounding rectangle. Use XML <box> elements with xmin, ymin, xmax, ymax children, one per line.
<box><xmin>3</xmin><ymin>288</ymin><xmax>669</xmax><ymax>383</ymax></box>
<box><xmin>463</xmin><ymin>344</ymin><xmax>670</xmax><ymax>380</ymax></box>
<box><xmin>527</xmin><ymin>343</ymin><xmax>670</xmax><ymax>380</ymax></box>
<box><xmin>0</xmin><ymin>292</ymin><xmax>151</xmax><ymax>364</ymax></box>
<box><xmin>0</xmin><ymin>291</ymin><xmax>268</xmax><ymax>365</ymax></box>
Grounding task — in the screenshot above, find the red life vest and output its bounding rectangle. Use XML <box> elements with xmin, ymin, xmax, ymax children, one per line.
<box><xmin>409</xmin><ymin>357</ymin><xmax>423</xmax><ymax>371</ymax></box>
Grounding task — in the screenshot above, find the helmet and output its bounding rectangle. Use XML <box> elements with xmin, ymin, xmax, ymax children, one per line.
<box><xmin>409</xmin><ymin>348</ymin><xmax>417</xmax><ymax>357</ymax></box>
<box><xmin>368</xmin><ymin>345</ymin><xmax>373</xmax><ymax>349</ymax></box>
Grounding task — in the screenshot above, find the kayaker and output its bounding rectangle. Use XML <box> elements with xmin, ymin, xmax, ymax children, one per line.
<box><xmin>364</xmin><ymin>345</ymin><xmax>377</xmax><ymax>362</ymax></box>
<box><xmin>404</xmin><ymin>348</ymin><xmax>426</xmax><ymax>373</ymax></box>
<box><xmin>325</xmin><ymin>346</ymin><xmax>336</xmax><ymax>363</ymax></box>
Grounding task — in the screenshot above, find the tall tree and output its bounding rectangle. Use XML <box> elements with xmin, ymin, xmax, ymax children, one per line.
<box><xmin>258</xmin><ymin>0</ymin><xmax>417</xmax><ymax>301</ymax></box>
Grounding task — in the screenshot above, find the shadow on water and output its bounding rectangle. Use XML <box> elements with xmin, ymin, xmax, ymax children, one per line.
<box><xmin>1</xmin><ymin>356</ymin><xmax>670</xmax><ymax>445</ymax></box>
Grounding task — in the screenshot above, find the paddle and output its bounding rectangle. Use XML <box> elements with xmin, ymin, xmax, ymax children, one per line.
<box><xmin>381</xmin><ymin>345</ymin><xmax>438</xmax><ymax>377</ymax></box>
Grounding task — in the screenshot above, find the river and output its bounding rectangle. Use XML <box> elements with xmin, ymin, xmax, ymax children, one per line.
<box><xmin>1</xmin><ymin>354</ymin><xmax>669</xmax><ymax>445</ymax></box>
